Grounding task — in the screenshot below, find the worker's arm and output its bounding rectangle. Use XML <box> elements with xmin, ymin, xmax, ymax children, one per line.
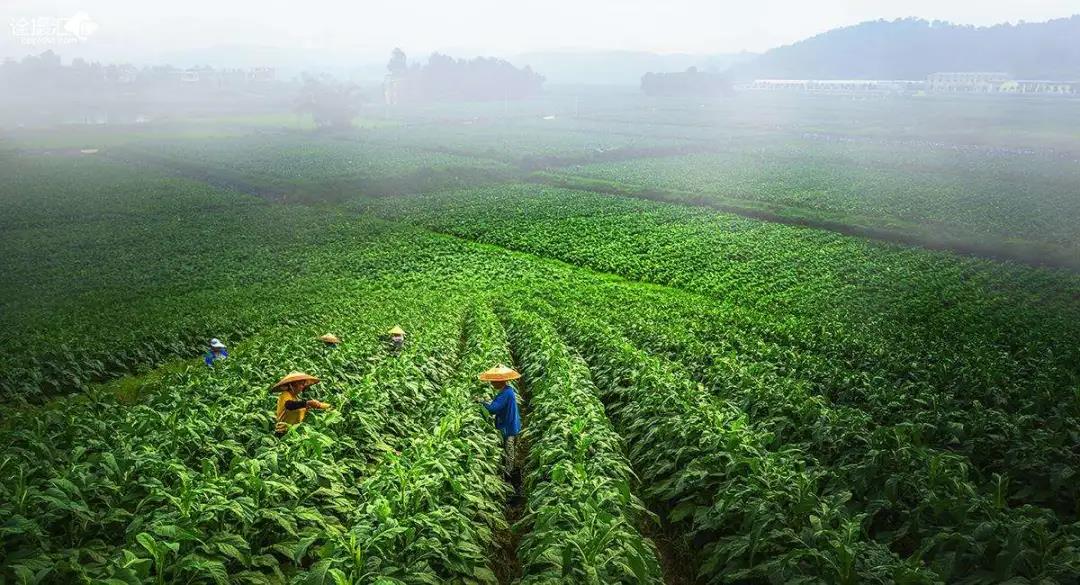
<box><xmin>283</xmin><ymin>399</ymin><xmax>308</xmax><ymax>410</ymax></box>
<box><xmin>306</xmin><ymin>399</ymin><xmax>330</xmax><ymax>410</ymax></box>
<box><xmin>484</xmin><ymin>389</ymin><xmax>508</xmax><ymax>413</ymax></box>
<box><xmin>204</xmin><ymin>353</ymin><xmax>213</xmax><ymax>367</ymax></box>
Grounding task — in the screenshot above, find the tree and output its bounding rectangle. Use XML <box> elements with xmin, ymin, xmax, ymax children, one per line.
<box><xmin>388</xmin><ymin>48</ymin><xmax>407</xmax><ymax>75</ymax></box>
<box><xmin>295</xmin><ymin>75</ymin><xmax>363</xmax><ymax>129</ymax></box>
<box><xmin>385</xmin><ymin>51</ymin><xmax>544</xmax><ymax>103</ymax></box>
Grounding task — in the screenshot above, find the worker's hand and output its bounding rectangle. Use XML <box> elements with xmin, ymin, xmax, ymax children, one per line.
<box><xmin>474</xmin><ymin>397</ymin><xmax>487</xmax><ymax>404</ymax></box>
<box><xmin>275</xmin><ymin>422</ymin><xmax>288</xmax><ymax>434</ymax></box>
<box><xmin>307</xmin><ymin>400</ymin><xmax>331</xmax><ymax>410</ymax></box>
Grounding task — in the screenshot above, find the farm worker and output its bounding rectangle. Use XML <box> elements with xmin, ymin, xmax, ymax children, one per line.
<box><xmin>204</xmin><ymin>338</ymin><xmax>228</xmax><ymax>367</ymax></box>
<box><xmin>319</xmin><ymin>333</ymin><xmax>341</xmax><ymax>348</ymax></box>
<box><xmin>271</xmin><ymin>371</ymin><xmax>332</xmax><ymax>436</ymax></box>
<box><xmin>476</xmin><ymin>364</ymin><xmax>522</xmax><ymax>472</ymax></box>
<box><xmin>388</xmin><ymin>326</ymin><xmax>406</xmax><ymax>353</ymax></box>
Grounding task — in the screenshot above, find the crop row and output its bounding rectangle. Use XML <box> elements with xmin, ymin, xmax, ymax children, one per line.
<box><xmin>500</xmin><ymin>300</ymin><xmax>930</xmax><ymax>583</ymax></box>
<box><xmin>502</xmin><ymin>306</ymin><xmax>663</xmax><ymax>583</ymax></box>
<box><xmin>325</xmin><ymin>301</ymin><xmax>513</xmax><ymax>583</ymax></box>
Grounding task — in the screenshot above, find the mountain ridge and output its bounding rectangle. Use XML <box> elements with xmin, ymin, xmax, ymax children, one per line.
<box><xmin>729</xmin><ymin>16</ymin><xmax>1080</xmax><ymax>81</ymax></box>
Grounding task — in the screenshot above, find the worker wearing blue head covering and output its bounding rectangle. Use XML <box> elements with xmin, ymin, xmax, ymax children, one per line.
<box><xmin>204</xmin><ymin>338</ymin><xmax>228</xmax><ymax>367</ymax></box>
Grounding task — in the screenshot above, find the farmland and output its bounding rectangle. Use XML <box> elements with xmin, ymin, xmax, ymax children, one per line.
<box><xmin>2</xmin><ymin>90</ymin><xmax>1080</xmax><ymax>584</ymax></box>
<box><xmin>543</xmin><ymin>138</ymin><xmax>1080</xmax><ymax>260</ymax></box>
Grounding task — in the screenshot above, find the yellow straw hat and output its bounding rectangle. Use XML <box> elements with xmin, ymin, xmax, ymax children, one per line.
<box><xmin>271</xmin><ymin>372</ymin><xmax>320</xmax><ymax>392</ymax></box>
<box><xmin>388</xmin><ymin>326</ymin><xmax>406</xmax><ymax>336</ymax></box>
<box><xmin>319</xmin><ymin>334</ymin><xmax>341</xmax><ymax>344</ymax></box>
<box><xmin>478</xmin><ymin>364</ymin><xmax>521</xmax><ymax>382</ymax></box>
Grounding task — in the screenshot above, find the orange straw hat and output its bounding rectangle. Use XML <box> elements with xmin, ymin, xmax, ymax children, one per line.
<box><xmin>478</xmin><ymin>364</ymin><xmax>521</xmax><ymax>382</ymax></box>
<box><xmin>319</xmin><ymin>334</ymin><xmax>341</xmax><ymax>344</ymax></box>
<box><xmin>388</xmin><ymin>326</ymin><xmax>406</xmax><ymax>336</ymax></box>
<box><xmin>271</xmin><ymin>372</ymin><xmax>320</xmax><ymax>393</ymax></box>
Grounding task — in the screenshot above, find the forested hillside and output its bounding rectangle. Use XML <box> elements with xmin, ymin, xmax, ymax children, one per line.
<box><xmin>732</xmin><ymin>16</ymin><xmax>1080</xmax><ymax>80</ymax></box>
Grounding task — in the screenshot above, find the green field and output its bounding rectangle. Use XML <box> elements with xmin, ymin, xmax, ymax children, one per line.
<box><xmin>2</xmin><ymin>91</ymin><xmax>1080</xmax><ymax>584</ymax></box>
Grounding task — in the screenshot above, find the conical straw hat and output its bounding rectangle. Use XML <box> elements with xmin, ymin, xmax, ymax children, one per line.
<box><xmin>478</xmin><ymin>364</ymin><xmax>521</xmax><ymax>382</ymax></box>
<box><xmin>271</xmin><ymin>371</ymin><xmax>320</xmax><ymax>392</ymax></box>
<box><xmin>388</xmin><ymin>326</ymin><xmax>406</xmax><ymax>336</ymax></box>
<box><xmin>319</xmin><ymin>334</ymin><xmax>341</xmax><ymax>344</ymax></box>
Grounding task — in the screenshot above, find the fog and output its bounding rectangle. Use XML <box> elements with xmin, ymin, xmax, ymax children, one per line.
<box><xmin>1</xmin><ymin>1</ymin><xmax>1078</xmax><ymax>270</ymax></box>
<box><xmin>2</xmin><ymin>0</ymin><xmax>1077</xmax><ymax>63</ymax></box>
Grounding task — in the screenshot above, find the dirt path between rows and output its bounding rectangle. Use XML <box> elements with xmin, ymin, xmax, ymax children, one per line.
<box><xmin>640</xmin><ymin>507</ymin><xmax>697</xmax><ymax>584</ymax></box>
<box><xmin>493</xmin><ymin>355</ymin><xmax>529</xmax><ymax>585</ymax></box>
<box><xmin>493</xmin><ymin>431</ymin><xmax>528</xmax><ymax>585</ymax></box>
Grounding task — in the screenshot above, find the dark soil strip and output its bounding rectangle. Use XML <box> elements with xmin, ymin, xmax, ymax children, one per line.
<box><xmin>493</xmin><ymin>432</ymin><xmax>528</xmax><ymax>585</ymax></box>
<box><xmin>530</xmin><ymin>173</ymin><xmax>1080</xmax><ymax>272</ymax></box>
<box><xmin>515</xmin><ymin>143</ymin><xmax>721</xmax><ymax>172</ymax></box>
<box><xmin>640</xmin><ymin>511</ymin><xmax>697</xmax><ymax>585</ymax></box>
<box><xmin>493</xmin><ymin>360</ymin><xmax>530</xmax><ymax>585</ymax></box>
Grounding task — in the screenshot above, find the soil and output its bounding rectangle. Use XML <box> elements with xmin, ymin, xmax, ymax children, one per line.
<box><xmin>494</xmin><ymin>433</ymin><xmax>529</xmax><ymax>585</ymax></box>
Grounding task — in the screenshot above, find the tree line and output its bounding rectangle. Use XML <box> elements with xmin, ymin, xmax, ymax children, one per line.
<box><xmin>386</xmin><ymin>49</ymin><xmax>544</xmax><ymax>103</ymax></box>
<box><xmin>641</xmin><ymin>67</ymin><xmax>732</xmax><ymax>97</ymax></box>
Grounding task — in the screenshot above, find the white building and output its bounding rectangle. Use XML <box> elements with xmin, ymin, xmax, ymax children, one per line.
<box><xmin>746</xmin><ymin>79</ymin><xmax>923</xmax><ymax>94</ymax></box>
<box><xmin>927</xmin><ymin>73</ymin><xmax>1077</xmax><ymax>95</ymax></box>
<box><xmin>927</xmin><ymin>72</ymin><xmax>1010</xmax><ymax>93</ymax></box>
<box><xmin>1000</xmin><ymin>80</ymin><xmax>1077</xmax><ymax>95</ymax></box>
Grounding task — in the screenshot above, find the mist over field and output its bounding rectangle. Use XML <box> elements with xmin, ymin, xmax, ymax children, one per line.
<box><xmin>3</xmin><ymin>2</ymin><xmax>1080</xmax><ymax>584</ymax></box>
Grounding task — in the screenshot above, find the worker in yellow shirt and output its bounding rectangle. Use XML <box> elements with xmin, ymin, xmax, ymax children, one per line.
<box><xmin>271</xmin><ymin>372</ymin><xmax>331</xmax><ymax>436</ymax></box>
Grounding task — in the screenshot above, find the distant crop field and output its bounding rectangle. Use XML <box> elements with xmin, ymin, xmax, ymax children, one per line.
<box><xmin>3</xmin><ymin>91</ymin><xmax>1080</xmax><ymax>584</ymax></box>
<box><xmin>364</xmin><ymin>121</ymin><xmax>698</xmax><ymax>165</ymax></box>
<box><xmin>544</xmin><ymin>137</ymin><xmax>1080</xmax><ymax>261</ymax></box>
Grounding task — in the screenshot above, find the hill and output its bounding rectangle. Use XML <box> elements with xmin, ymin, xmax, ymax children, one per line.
<box><xmin>731</xmin><ymin>16</ymin><xmax>1080</xmax><ymax>80</ymax></box>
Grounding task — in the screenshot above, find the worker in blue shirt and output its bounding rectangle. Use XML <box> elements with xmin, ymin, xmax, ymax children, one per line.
<box><xmin>477</xmin><ymin>364</ymin><xmax>522</xmax><ymax>473</ymax></box>
<box><xmin>204</xmin><ymin>338</ymin><xmax>228</xmax><ymax>367</ymax></box>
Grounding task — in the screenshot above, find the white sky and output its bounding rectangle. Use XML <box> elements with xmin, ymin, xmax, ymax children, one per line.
<box><xmin>2</xmin><ymin>0</ymin><xmax>1078</xmax><ymax>61</ymax></box>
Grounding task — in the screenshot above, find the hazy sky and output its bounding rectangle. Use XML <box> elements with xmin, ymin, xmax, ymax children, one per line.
<box><xmin>2</xmin><ymin>0</ymin><xmax>1078</xmax><ymax>62</ymax></box>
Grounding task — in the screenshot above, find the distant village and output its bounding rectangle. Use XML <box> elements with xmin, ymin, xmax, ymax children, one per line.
<box><xmin>0</xmin><ymin>51</ymin><xmax>288</xmax><ymax>126</ymax></box>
